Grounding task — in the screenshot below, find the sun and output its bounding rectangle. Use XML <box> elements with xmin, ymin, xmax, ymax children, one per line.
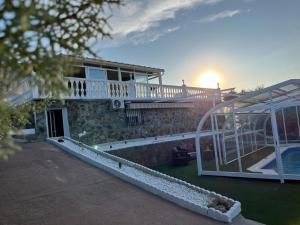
<box><xmin>199</xmin><ymin>70</ymin><xmax>221</xmax><ymax>89</ymax></box>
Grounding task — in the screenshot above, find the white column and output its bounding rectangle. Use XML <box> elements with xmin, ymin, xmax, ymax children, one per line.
<box><xmin>240</xmin><ymin>132</ymin><xmax>245</xmax><ymax>155</ymax></box>
<box><xmin>232</xmin><ymin>109</ymin><xmax>242</xmax><ymax>172</ymax></box>
<box><xmin>263</xmin><ymin>116</ymin><xmax>269</xmax><ymax>145</ymax></box>
<box><xmin>158</xmin><ymin>75</ymin><xmax>164</xmax><ymax>98</ymax></box>
<box><xmin>214</xmin><ymin>114</ymin><xmax>223</xmax><ymax>165</ymax></box>
<box><xmin>248</xmin><ymin>115</ymin><xmax>254</xmax><ymax>152</ymax></box>
<box><xmin>211</xmin><ymin>115</ymin><xmax>219</xmax><ymax>171</ymax></box>
<box><xmin>282</xmin><ymin>109</ymin><xmax>288</xmax><ymax>144</ymax></box>
<box><xmin>44</xmin><ymin>107</ymin><xmax>49</xmax><ymax>138</ymax></box>
<box><xmin>222</xmin><ymin>133</ymin><xmax>227</xmax><ymax>164</ymax></box>
<box><xmin>158</xmin><ymin>75</ymin><xmax>162</xmax><ymax>85</ymax></box>
<box><xmin>271</xmin><ymin>109</ymin><xmax>285</xmax><ymax>183</ymax></box>
<box><xmin>195</xmin><ymin>133</ymin><xmax>203</xmax><ymax>176</ymax></box>
<box><xmin>253</xmin><ymin>121</ymin><xmax>258</xmax><ymax>150</ymax></box>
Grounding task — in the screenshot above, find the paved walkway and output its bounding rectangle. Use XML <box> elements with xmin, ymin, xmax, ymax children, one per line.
<box><xmin>0</xmin><ymin>142</ymin><xmax>262</xmax><ymax>225</ymax></box>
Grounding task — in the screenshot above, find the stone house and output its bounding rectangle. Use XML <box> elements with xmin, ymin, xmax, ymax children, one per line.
<box><xmin>9</xmin><ymin>56</ymin><xmax>221</xmax><ymax>146</ymax></box>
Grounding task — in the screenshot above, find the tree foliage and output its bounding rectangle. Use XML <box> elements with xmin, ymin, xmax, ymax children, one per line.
<box><xmin>0</xmin><ymin>0</ymin><xmax>120</xmax><ymax>159</ymax></box>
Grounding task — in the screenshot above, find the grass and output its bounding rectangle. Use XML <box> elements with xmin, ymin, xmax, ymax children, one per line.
<box><xmin>154</xmin><ymin>158</ymin><xmax>300</xmax><ymax>225</ymax></box>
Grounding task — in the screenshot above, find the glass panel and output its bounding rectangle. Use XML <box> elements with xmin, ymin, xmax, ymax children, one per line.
<box><xmin>107</xmin><ymin>70</ymin><xmax>118</xmax><ymax>80</ymax></box>
<box><xmin>284</xmin><ymin>107</ymin><xmax>299</xmax><ymax>142</ymax></box>
<box><xmin>66</xmin><ymin>66</ymin><xmax>86</xmax><ymax>78</ymax></box>
<box><xmin>200</xmin><ymin>136</ymin><xmax>216</xmax><ymax>171</ymax></box>
<box><xmin>276</xmin><ymin>110</ymin><xmax>286</xmax><ymax>143</ymax></box>
<box><xmin>121</xmin><ymin>72</ymin><xmax>131</xmax><ymax>81</ymax></box>
<box><xmin>135</xmin><ymin>73</ymin><xmax>148</xmax><ymax>83</ymax></box>
<box><xmin>88</xmin><ymin>68</ymin><xmax>107</xmax><ymax>80</ymax></box>
<box><xmin>219</xmin><ymin>136</ymin><xmax>239</xmax><ymax>172</ymax></box>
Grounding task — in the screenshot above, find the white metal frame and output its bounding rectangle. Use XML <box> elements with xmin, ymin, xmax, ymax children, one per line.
<box><xmin>195</xmin><ymin>79</ymin><xmax>300</xmax><ymax>183</ymax></box>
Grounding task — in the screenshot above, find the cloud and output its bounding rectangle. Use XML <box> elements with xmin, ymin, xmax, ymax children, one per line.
<box><xmin>201</xmin><ymin>9</ymin><xmax>241</xmax><ymax>23</ymax></box>
<box><xmin>107</xmin><ymin>0</ymin><xmax>222</xmax><ymax>37</ymax></box>
<box><xmin>130</xmin><ymin>26</ymin><xmax>181</xmax><ymax>45</ymax></box>
<box><xmin>97</xmin><ymin>0</ymin><xmax>222</xmax><ymax>47</ymax></box>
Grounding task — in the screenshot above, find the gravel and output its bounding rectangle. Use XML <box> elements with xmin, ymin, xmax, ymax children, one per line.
<box><xmin>62</xmin><ymin>139</ymin><xmax>213</xmax><ymax>208</ymax></box>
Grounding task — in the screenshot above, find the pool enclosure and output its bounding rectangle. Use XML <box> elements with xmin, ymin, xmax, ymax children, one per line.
<box><xmin>195</xmin><ymin>79</ymin><xmax>300</xmax><ymax>183</ymax></box>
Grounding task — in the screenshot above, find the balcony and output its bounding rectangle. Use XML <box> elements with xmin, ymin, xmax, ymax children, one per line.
<box><xmin>8</xmin><ymin>77</ymin><xmax>221</xmax><ymax>105</ymax></box>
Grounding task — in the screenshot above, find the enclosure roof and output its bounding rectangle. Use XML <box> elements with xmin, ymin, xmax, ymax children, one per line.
<box><xmin>196</xmin><ymin>79</ymin><xmax>300</xmax><ymax>132</ymax></box>
<box><xmin>218</xmin><ymin>79</ymin><xmax>300</xmax><ymax>113</ymax></box>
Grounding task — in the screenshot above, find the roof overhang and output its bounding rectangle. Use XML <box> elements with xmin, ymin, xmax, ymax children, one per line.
<box><xmin>70</xmin><ymin>56</ymin><xmax>164</xmax><ymax>76</ymax></box>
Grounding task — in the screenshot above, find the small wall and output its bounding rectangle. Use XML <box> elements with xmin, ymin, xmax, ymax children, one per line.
<box><xmin>109</xmin><ymin>139</ymin><xmax>195</xmax><ymax>167</ymax></box>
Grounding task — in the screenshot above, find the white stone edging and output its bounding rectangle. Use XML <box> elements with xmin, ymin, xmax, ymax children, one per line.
<box><xmin>48</xmin><ymin>137</ymin><xmax>241</xmax><ymax>223</ymax></box>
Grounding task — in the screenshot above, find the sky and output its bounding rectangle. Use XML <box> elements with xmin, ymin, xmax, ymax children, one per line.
<box><xmin>93</xmin><ymin>0</ymin><xmax>300</xmax><ymax>91</ymax></box>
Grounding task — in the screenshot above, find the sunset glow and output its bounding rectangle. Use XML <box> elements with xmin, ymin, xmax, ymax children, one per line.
<box><xmin>199</xmin><ymin>70</ymin><xmax>221</xmax><ymax>89</ymax></box>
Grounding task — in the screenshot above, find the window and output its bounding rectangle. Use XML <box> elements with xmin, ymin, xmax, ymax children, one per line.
<box><xmin>121</xmin><ymin>72</ymin><xmax>131</xmax><ymax>81</ymax></box>
<box><xmin>126</xmin><ymin>109</ymin><xmax>143</xmax><ymax>126</ymax></box>
<box><xmin>107</xmin><ymin>70</ymin><xmax>119</xmax><ymax>81</ymax></box>
<box><xmin>87</xmin><ymin>68</ymin><xmax>107</xmax><ymax>80</ymax></box>
<box><xmin>66</xmin><ymin>66</ymin><xmax>86</xmax><ymax>78</ymax></box>
<box><xmin>135</xmin><ymin>73</ymin><xmax>148</xmax><ymax>83</ymax></box>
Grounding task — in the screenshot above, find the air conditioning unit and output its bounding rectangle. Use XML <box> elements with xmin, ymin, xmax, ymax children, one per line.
<box><xmin>111</xmin><ymin>99</ymin><xmax>125</xmax><ymax>110</ymax></box>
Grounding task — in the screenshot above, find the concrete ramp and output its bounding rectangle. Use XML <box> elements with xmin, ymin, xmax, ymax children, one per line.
<box><xmin>48</xmin><ymin>137</ymin><xmax>241</xmax><ymax>223</ymax></box>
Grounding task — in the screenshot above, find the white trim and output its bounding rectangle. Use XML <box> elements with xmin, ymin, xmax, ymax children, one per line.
<box><xmin>232</xmin><ymin>109</ymin><xmax>242</xmax><ymax>172</ymax></box>
<box><xmin>45</xmin><ymin>108</ymin><xmax>49</xmax><ymax>138</ymax></box>
<box><xmin>62</xmin><ymin>108</ymin><xmax>70</xmax><ymax>137</ymax></box>
<box><xmin>271</xmin><ymin>109</ymin><xmax>285</xmax><ymax>183</ymax></box>
<box><xmin>201</xmin><ymin>170</ymin><xmax>280</xmax><ymax>180</ymax></box>
<box><xmin>21</xmin><ymin>128</ymin><xmax>36</xmax><ymax>135</ymax></box>
<box><xmin>211</xmin><ymin>115</ymin><xmax>219</xmax><ymax>171</ymax></box>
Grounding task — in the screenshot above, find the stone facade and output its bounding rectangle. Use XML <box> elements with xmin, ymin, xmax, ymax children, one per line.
<box><xmin>33</xmin><ymin>99</ymin><xmax>214</xmax><ymax>145</ymax></box>
<box><xmin>66</xmin><ymin>100</ymin><xmax>214</xmax><ymax>145</ymax></box>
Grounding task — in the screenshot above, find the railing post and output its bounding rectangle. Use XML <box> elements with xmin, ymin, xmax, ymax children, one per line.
<box><xmin>182</xmin><ymin>80</ymin><xmax>187</xmax><ymax>97</ymax></box>
<box><xmin>130</xmin><ymin>80</ymin><xmax>136</xmax><ymax>98</ymax></box>
<box><xmin>159</xmin><ymin>83</ymin><xmax>164</xmax><ymax>98</ymax></box>
<box><xmin>32</xmin><ymin>85</ymin><xmax>39</xmax><ymax>98</ymax></box>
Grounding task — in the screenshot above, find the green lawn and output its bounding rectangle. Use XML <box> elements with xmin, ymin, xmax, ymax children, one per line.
<box><xmin>154</xmin><ymin>160</ymin><xmax>300</xmax><ymax>225</ymax></box>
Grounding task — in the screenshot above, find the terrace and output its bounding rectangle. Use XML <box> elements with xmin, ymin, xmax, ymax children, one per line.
<box><xmin>7</xmin><ymin>57</ymin><xmax>221</xmax><ymax>105</ymax></box>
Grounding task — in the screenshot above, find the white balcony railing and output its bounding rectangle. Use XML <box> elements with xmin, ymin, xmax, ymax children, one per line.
<box><xmin>8</xmin><ymin>77</ymin><xmax>221</xmax><ymax>105</ymax></box>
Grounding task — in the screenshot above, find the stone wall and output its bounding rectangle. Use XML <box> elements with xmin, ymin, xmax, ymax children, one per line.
<box><xmin>66</xmin><ymin>100</ymin><xmax>214</xmax><ymax>145</ymax></box>
<box><xmin>109</xmin><ymin>139</ymin><xmax>195</xmax><ymax>167</ymax></box>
